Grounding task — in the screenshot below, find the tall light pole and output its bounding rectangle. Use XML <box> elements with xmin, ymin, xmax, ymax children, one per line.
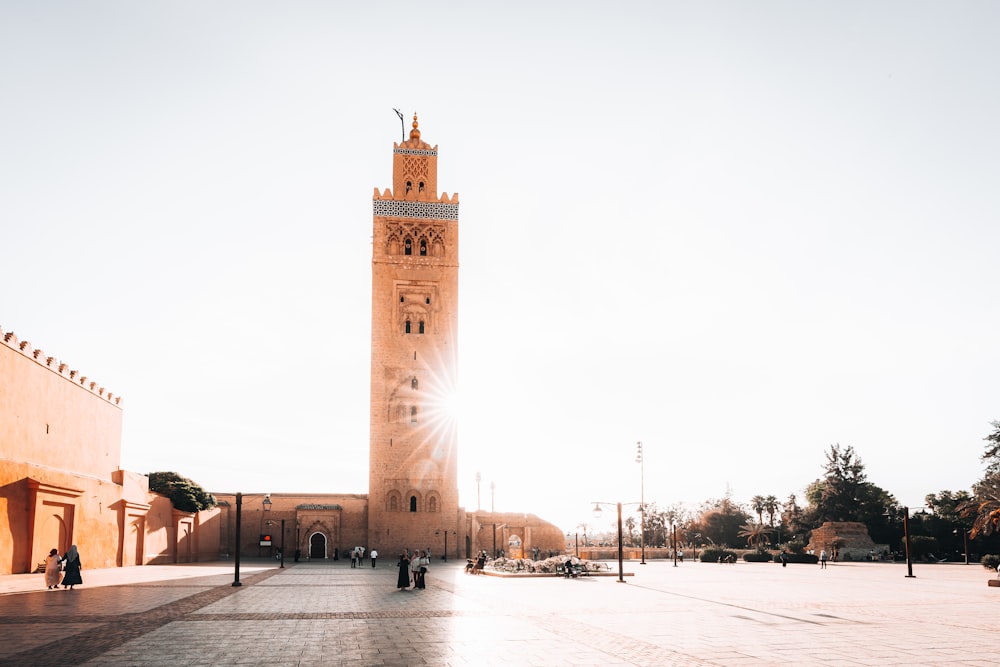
<box><xmin>232</xmin><ymin>492</ymin><xmax>243</xmax><ymax>587</ymax></box>
<box><xmin>636</xmin><ymin>441</ymin><xmax>646</xmax><ymax>565</ymax></box>
<box><xmin>593</xmin><ymin>502</ymin><xmax>626</xmax><ymax>583</ymax></box>
<box><xmin>886</xmin><ymin>505</ymin><xmax>915</xmax><ymax>578</ymax></box>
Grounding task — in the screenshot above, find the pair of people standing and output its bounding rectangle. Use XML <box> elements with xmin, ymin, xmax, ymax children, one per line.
<box><xmin>396</xmin><ymin>549</ymin><xmax>429</xmax><ymax>590</ymax></box>
<box><xmin>44</xmin><ymin>545</ymin><xmax>82</xmax><ymax>590</ymax></box>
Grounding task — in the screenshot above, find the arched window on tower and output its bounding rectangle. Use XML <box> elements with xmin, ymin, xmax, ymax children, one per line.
<box><xmin>410</xmin><ymin>406</ymin><xmax>418</xmax><ymax>424</ymax></box>
<box><xmin>428</xmin><ymin>496</ymin><xmax>438</xmax><ymax>512</ymax></box>
<box><xmin>411</xmin><ymin>377</ymin><xmax>418</xmax><ymax>390</ymax></box>
<box><xmin>419</xmin><ymin>239</ymin><xmax>427</xmax><ymax>256</ymax></box>
<box><xmin>410</xmin><ymin>496</ymin><xmax>417</xmax><ymax>512</ymax></box>
<box><xmin>418</xmin><ymin>321</ymin><xmax>425</xmax><ymax>334</ymax></box>
<box><xmin>419</xmin><ymin>181</ymin><xmax>425</xmax><ymax>193</ymax></box>
<box><xmin>405</xmin><ymin>320</ymin><xmax>411</xmax><ymax>334</ymax></box>
<box><xmin>406</xmin><ymin>180</ymin><xmax>412</xmax><ymax>193</ymax></box>
<box><xmin>389</xmin><ymin>496</ymin><xmax>398</xmax><ymax>511</ymax></box>
<box><xmin>404</xmin><ymin>238</ymin><xmax>412</xmax><ymax>255</ymax></box>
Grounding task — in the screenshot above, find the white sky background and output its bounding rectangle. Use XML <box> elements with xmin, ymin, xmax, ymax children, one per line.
<box><xmin>2</xmin><ymin>1</ymin><xmax>998</xmax><ymax>535</ymax></box>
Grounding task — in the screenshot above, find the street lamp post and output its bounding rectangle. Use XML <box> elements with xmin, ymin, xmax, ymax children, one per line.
<box><xmin>636</xmin><ymin>441</ymin><xmax>646</xmax><ymax>565</ymax></box>
<box><xmin>593</xmin><ymin>502</ymin><xmax>628</xmax><ymax>583</ymax></box>
<box><xmin>436</xmin><ymin>529</ymin><xmax>455</xmax><ymax>561</ymax></box>
<box><xmin>886</xmin><ymin>505</ymin><xmax>915</xmax><ymax>578</ymax></box>
<box><xmin>280</xmin><ymin>518</ymin><xmax>285</xmax><ymax>568</ymax></box>
<box><xmin>232</xmin><ymin>492</ymin><xmax>243</xmax><ymax>587</ymax></box>
<box><xmin>260</xmin><ymin>494</ymin><xmax>272</xmax><ymax>558</ymax></box>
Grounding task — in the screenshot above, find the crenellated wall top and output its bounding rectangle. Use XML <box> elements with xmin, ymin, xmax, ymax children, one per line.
<box><xmin>0</xmin><ymin>326</ymin><xmax>123</xmax><ymax>407</ymax></box>
<box><xmin>373</xmin><ymin>188</ymin><xmax>459</xmax><ymax>204</ymax></box>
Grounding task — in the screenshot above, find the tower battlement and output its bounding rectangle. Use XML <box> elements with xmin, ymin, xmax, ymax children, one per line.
<box><xmin>1</xmin><ymin>326</ymin><xmax>122</xmax><ymax>406</ymax></box>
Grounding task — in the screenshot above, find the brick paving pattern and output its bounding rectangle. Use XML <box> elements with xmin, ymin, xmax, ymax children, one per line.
<box><xmin>0</xmin><ymin>559</ymin><xmax>997</xmax><ymax>666</ymax></box>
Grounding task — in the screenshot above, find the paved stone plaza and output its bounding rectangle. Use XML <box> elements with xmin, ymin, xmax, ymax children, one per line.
<box><xmin>0</xmin><ymin>558</ymin><xmax>996</xmax><ymax>666</ymax></box>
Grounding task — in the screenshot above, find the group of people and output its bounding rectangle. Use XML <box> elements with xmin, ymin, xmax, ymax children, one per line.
<box><xmin>347</xmin><ymin>547</ymin><xmax>379</xmax><ymax>568</ymax></box>
<box><xmin>396</xmin><ymin>549</ymin><xmax>430</xmax><ymax>590</ymax></box>
<box><xmin>43</xmin><ymin>545</ymin><xmax>83</xmax><ymax>590</ymax></box>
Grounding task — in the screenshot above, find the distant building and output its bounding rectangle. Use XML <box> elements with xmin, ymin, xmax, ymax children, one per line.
<box><xmin>216</xmin><ymin>116</ymin><xmax>564</xmax><ymax>560</ymax></box>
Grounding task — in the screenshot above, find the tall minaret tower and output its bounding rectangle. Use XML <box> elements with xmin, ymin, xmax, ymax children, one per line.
<box><xmin>368</xmin><ymin>114</ymin><xmax>460</xmax><ymax>557</ymax></box>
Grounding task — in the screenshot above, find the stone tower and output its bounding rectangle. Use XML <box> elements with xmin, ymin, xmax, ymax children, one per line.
<box><xmin>368</xmin><ymin>114</ymin><xmax>461</xmax><ymax>558</ymax></box>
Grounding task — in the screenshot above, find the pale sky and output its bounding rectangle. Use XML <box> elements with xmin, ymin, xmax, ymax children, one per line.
<box><xmin>2</xmin><ymin>1</ymin><xmax>998</xmax><ymax>535</ymax></box>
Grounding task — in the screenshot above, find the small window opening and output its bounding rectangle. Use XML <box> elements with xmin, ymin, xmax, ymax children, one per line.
<box><xmin>419</xmin><ymin>181</ymin><xmax>425</xmax><ymax>192</ymax></box>
<box><xmin>405</xmin><ymin>320</ymin><xmax>411</xmax><ymax>334</ymax></box>
<box><xmin>419</xmin><ymin>239</ymin><xmax>427</xmax><ymax>256</ymax></box>
<box><xmin>404</xmin><ymin>238</ymin><xmax>412</xmax><ymax>255</ymax></box>
<box><xmin>425</xmin><ymin>297</ymin><xmax>430</xmax><ymax>304</ymax></box>
<box><xmin>418</xmin><ymin>321</ymin><xmax>425</xmax><ymax>334</ymax></box>
<box><xmin>410</xmin><ymin>496</ymin><xmax>417</xmax><ymax>512</ymax></box>
<box><xmin>406</xmin><ymin>180</ymin><xmax>412</xmax><ymax>193</ymax></box>
<box><xmin>410</xmin><ymin>406</ymin><xmax>418</xmax><ymax>424</ymax></box>
<box><xmin>400</xmin><ymin>296</ymin><xmax>404</xmax><ymax>302</ymax></box>
<box><xmin>411</xmin><ymin>377</ymin><xmax>418</xmax><ymax>390</ymax></box>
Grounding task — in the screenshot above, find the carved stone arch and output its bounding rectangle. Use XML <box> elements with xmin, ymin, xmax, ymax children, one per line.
<box><xmin>426</xmin><ymin>492</ymin><xmax>440</xmax><ymax>513</ymax></box>
<box><xmin>387</xmin><ymin>490</ymin><xmax>402</xmax><ymax>512</ymax></box>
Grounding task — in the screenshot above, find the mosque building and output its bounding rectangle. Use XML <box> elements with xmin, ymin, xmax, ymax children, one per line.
<box><xmin>0</xmin><ymin>116</ymin><xmax>563</xmax><ymax>575</ymax></box>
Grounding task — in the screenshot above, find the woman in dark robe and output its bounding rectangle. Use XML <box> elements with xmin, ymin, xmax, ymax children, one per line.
<box><xmin>396</xmin><ymin>550</ymin><xmax>411</xmax><ymax>590</ymax></box>
<box><xmin>60</xmin><ymin>544</ymin><xmax>82</xmax><ymax>590</ymax></box>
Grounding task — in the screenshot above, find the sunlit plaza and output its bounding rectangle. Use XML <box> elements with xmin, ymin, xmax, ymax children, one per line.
<box><xmin>0</xmin><ymin>557</ymin><xmax>996</xmax><ymax>667</ymax></box>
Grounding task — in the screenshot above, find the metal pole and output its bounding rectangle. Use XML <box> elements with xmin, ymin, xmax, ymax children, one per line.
<box><xmin>444</xmin><ymin>531</ymin><xmax>448</xmax><ymax>561</ymax></box>
<box><xmin>903</xmin><ymin>507</ymin><xmax>915</xmax><ymax>578</ymax></box>
<box><xmin>637</xmin><ymin>441</ymin><xmax>646</xmax><ymax>565</ymax></box>
<box><xmin>280</xmin><ymin>519</ymin><xmax>285</xmax><ymax>568</ymax></box>
<box><xmin>964</xmin><ymin>530</ymin><xmax>969</xmax><ymax>565</ymax></box>
<box><xmin>232</xmin><ymin>492</ymin><xmax>243</xmax><ymax>587</ymax></box>
<box><xmin>575</xmin><ymin>532</ymin><xmax>579</xmax><ymax>557</ymax></box>
<box><xmin>672</xmin><ymin>524</ymin><xmax>678</xmax><ymax>567</ymax></box>
<box><xmin>616</xmin><ymin>502</ymin><xmax>625</xmax><ymax>583</ymax></box>
<box><xmin>492</xmin><ymin>523</ymin><xmax>497</xmax><ymax>558</ymax></box>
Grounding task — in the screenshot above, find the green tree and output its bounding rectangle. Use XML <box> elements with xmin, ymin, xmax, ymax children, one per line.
<box><xmin>763</xmin><ymin>495</ymin><xmax>780</xmax><ymax>527</ymax></box>
<box><xmin>801</xmin><ymin>445</ymin><xmax>897</xmax><ymax>544</ymax></box>
<box><xmin>960</xmin><ymin>422</ymin><xmax>1000</xmax><ymax>539</ymax></box>
<box><xmin>148</xmin><ymin>472</ymin><xmax>217</xmax><ymax>513</ymax></box>
<box><xmin>737</xmin><ymin>522</ymin><xmax>770</xmax><ymax>548</ymax></box>
<box><xmin>750</xmin><ymin>495</ymin><xmax>767</xmax><ymax>525</ymax></box>
<box><xmin>698</xmin><ymin>495</ymin><xmax>750</xmax><ymax>547</ymax></box>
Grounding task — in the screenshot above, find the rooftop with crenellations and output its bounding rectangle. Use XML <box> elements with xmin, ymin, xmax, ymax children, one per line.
<box><xmin>1</xmin><ymin>326</ymin><xmax>122</xmax><ymax>406</ymax></box>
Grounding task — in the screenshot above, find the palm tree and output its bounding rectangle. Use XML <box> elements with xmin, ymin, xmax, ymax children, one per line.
<box><xmin>750</xmin><ymin>495</ymin><xmax>767</xmax><ymax>525</ymax></box>
<box><xmin>738</xmin><ymin>522</ymin><xmax>771</xmax><ymax>549</ymax></box>
<box><xmin>959</xmin><ymin>474</ymin><xmax>1000</xmax><ymax>538</ymax></box>
<box><xmin>763</xmin><ymin>495</ymin><xmax>780</xmax><ymax>526</ymax></box>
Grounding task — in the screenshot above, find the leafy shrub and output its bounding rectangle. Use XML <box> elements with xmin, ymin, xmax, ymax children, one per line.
<box><xmin>699</xmin><ymin>547</ymin><xmax>738</xmax><ymax>563</ymax></box>
<box><xmin>786</xmin><ymin>540</ymin><xmax>807</xmax><ymax>555</ymax></box>
<box><xmin>981</xmin><ymin>554</ymin><xmax>1000</xmax><ymax>570</ymax></box>
<box><xmin>772</xmin><ymin>552</ymin><xmax>819</xmax><ymax>564</ymax></box>
<box><xmin>148</xmin><ymin>471</ymin><xmax>216</xmax><ymax>513</ymax></box>
<box><xmin>743</xmin><ymin>551</ymin><xmax>772</xmax><ymax>562</ymax></box>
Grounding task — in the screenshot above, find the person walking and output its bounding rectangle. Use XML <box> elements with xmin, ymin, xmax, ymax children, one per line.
<box><xmin>60</xmin><ymin>545</ymin><xmax>83</xmax><ymax>590</ymax></box>
<box><xmin>819</xmin><ymin>549</ymin><xmax>828</xmax><ymax>569</ymax></box>
<box><xmin>410</xmin><ymin>550</ymin><xmax>423</xmax><ymax>589</ymax></box>
<box><xmin>370</xmin><ymin>549</ymin><xmax>378</xmax><ymax>568</ymax></box>
<box><xmin>396</xmin><ymin>551</ymin><xmax>411</xmax><ymax>590</ymax></box>
<box><xmin>416</xmin><ymin>550</ymin><xmax>429</xmax><ymax>589</ymax></box>
<box><xmin>44</xmin><ymin>548</ymin><xmax>62</xmax><ymax>589</ymax></box>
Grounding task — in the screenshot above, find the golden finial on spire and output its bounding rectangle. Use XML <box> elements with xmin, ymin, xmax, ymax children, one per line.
<box><xmin>409</xmin><ymin>112</ymin><xmax>421</xmax><ymax>140</ymax></box>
